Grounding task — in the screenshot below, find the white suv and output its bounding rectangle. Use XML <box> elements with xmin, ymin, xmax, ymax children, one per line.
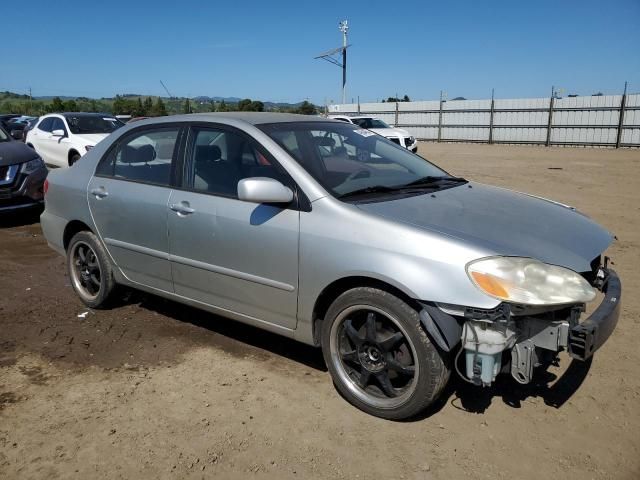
<box><xmin>328</xmin><ymin>115</ymin><xmax>418</xmax><ymax>153</ymax></box>
<box><xmin>26</xmin><ymin>113</ymin><xmax>124</xmax><ymax>167</ymax></box>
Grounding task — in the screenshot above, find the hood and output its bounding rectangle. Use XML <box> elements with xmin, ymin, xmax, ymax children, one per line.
<box><xmin>357</xmin><ymin>182</ymin><xmax>614</xmax><ymax>272</ymax></box>
<box><xmin>370</xmin><ymin>127</ymin><xmax>411</xmax><ymax>138</ymax></box>
<box><xmin>0</xmin><ymin>140</ymin><xmax>39</xmax><ymax>166</ymax></box>
<box><xmin>73</xmin><ymin>133</ymin><xmax>109</xmax><ymax>145</ymax></box>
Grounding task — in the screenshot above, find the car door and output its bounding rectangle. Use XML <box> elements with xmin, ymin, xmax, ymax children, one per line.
<box><xmin>167</xmin><ymin>124</ymin><xmax>300</xmax><ymax>329</ymax></box>
<box><xmin>30</xmin><ymin>117</ymin><xmax>54</xmax><ymax>163</ymax></box>
<box><xmin>88</xmin><ymin>125</ymin><xmax>183</xmax><ymax>292</ymax></box>
<box><xmin>47</xmin><ymin>117</ymin><xmax>72</xmax><ymax>167</ymax></box>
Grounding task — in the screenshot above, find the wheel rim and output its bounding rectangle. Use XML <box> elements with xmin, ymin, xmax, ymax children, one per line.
<box><xmin>69</xmin><ymin>241</ymin><xmax>101</xmax><ymax>301</ymax></box>
<box><xmin>329</xmin><ymin>305</ymin><xmax>419</xmax><ymax>409</ymax></box>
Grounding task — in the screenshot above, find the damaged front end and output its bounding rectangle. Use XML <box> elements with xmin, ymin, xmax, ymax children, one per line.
<box><xmin>420</xmin><ymin>257</ymin><xmax>622</xmax><ymax>387</ymax></box>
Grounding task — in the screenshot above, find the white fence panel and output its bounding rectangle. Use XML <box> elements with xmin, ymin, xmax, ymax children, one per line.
<box><xmin>493</xmin><ymin>128</ymin><xmax>547</xmax><ymax>143</ymax></box>
<box><xmin>403</xmin><ymin>126</ymin><xmax>439</xmax><ymax>140</ymax></box>
<box><xmin>360</xmin><ymin>102</ymin><xmax>395</xmax><ymax>112</ymax></box>
<box><xmin>329</xmin><ymin>92</ymin><xmax>639</xmax><ymax>147</ymax></box>
<box><xmin>399</xmin><ymin>100</ymin><xmax>439</xmax><ymax>111</ymax></box>
<box><xmin>442</xmin><ymin>127</ymin><xmax>488</xmax><ymax>141</ymax></box>
<box><xmin>494</xmin><ymin>110</ymin><xmax>548</xmax><ymax>126</ymax></box>
<box><xmin>398</xmin><ymin>112</ymin><xmax>439</xmax><ymax>126</ymax></box>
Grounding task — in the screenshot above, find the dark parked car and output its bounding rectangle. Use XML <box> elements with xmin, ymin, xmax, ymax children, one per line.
<box><xmin>0</xmin><ymin>114</ymin><xmax>21</xmax><ymax>133</ymax></box>
<box><xmin>0</xmin><ymin>124</ymin><xmax>47</xmax><ymax>213</ymax></box>
<box><xmin>0</xmin><ymin>116</ymin><xmax>37</xmax><ymax>142</ymax></box>
<box><xmin>20</xmin><ymin>117</ymin><xmax>39</xmax><ymax>142</ymax></box>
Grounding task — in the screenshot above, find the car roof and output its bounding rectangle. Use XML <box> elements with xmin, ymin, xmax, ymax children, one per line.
<box><xmin>127</xmin><ymin>112</ymin><xmax>329</xmax><ymax>127</ymax></box>
<box><xmin>167</xmin><ymin>112</ymin><xmax>330</xmax><ymax>126</ymax></box>
<box><xmin>61</xmin><ymin>112</ymin><xmax>115</xmax><ymax>117</ymax></box>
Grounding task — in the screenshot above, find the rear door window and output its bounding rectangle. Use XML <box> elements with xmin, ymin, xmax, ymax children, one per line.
<box><xmin>96</xmin><ymin>128</ymin><xmax>180</xmax><ymax>186</ymax></box>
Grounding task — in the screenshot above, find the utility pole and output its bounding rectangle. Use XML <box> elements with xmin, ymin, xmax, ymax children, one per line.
<box><xmin>339</xmin><ymin>20</ymin><xmax>348</xmax><ymax>105</ymax></box>
<box><xmin>546</xmin><ymin>86</ymin><xmax>556</xmax><ymax>147</ymax></box>
<box><xmin>314</xmin><ymin>20</ymin><xmax>350</xmax><ymax>105</ymax></box>
<box><xmin>488</xmin><ymin>88</ymin><xmax>495</xmax><ymax>144</ymax></box>
<box><xmin>616</xmin><ymin>81</ymin><xmax>628</xmax><ymax>149</ymax></box>
<box><xmin>437</xmin><ymin>90</ymin><xmax>445</xmax><ymax>142</ymax></box>
<box><xmin>28</xmin><ymin>87</ymin><xmax>32</xmax><ymax>115</ymax></box>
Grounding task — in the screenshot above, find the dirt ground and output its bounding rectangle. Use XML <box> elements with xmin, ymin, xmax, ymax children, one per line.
<box><xmin>1</xmin><ymin>143</ymin><xmax>639</xmax><ymax>480</ymax></box>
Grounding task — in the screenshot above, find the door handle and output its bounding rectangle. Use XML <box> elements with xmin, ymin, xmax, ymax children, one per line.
<box><xmin>170</xmin><ymin>201</ymin><xmax>195</xmax><ymax>216</ymax></box>
<box><xmin>90</xmin><ymin>187</ymin><xmax>108</xmax><ymax>199</ymax></box>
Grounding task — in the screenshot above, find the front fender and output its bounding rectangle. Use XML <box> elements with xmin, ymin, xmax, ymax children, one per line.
<box><xmin>295</xmin><ymin>197</ymin><xmax>499</xmax><ymax>344</ymax></box>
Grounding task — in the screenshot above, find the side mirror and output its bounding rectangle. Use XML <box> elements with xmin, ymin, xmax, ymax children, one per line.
<box><xmin>10</xmin><ymin>130</ymin><xmax>23</xmax><ymax>140</ymax></box>
<box><xmin>51</xmin><ymin>129</ymin><xmax>66</xmax><ymax>137</ymax></box>
<box><xmin>237</xmin><ymin>177</ymin><xmax>294</xmax><ymax>204</ymax></box>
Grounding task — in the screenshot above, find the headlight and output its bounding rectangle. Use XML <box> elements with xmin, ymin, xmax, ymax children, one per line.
<box><xmin>21</xmin><ymin>157</ymin><xmax>44</xmax><ymax>174</ymax></box>
<box><xmin>466</xmin><ymin>256</ymin><xmax>596</xmax><ymax>306</ymax></box>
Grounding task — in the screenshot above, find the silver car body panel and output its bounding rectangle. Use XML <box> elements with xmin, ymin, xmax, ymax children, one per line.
<box><xmin>166</xmin><ymin>189</ymin><xmax>300</xmax><ymax>330</ymax></box>
<box><xmin>88</xmin><ymin>177</ymin><xmax>173</xmax><ymax>292</ymax></box>
<box><xmin>356</xmin><ymin>182</ymin><xmax>613</xmax><ymax>273</ymax></box>
<box><xmin>40</xmin><ymin>113</ymin><xmax>616</xmax><ymax>347</ymax></box>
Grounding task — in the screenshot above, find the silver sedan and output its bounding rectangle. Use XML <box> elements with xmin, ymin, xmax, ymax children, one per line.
<box><xmin>41</xmin><ymin>113</ymin><xmax>621</xmax><ymax>419</ymax></box>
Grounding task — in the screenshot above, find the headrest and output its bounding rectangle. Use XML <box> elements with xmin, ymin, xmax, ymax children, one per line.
<box><xmin>334</xmin><ymin>146</ymin><xmax>348</xmax><ymax>156</ymax></box>
<box><xmin>313</xmin><ymin>136</ymin><xmax>336</xmax><ymax>147</ymax></box>
<box><xmin>121</xmin><ymin>144</ymin><xmax>156</xmax><ymax>164</ymax></box>
<box><xmin>195</xmin><ymin>145</ymin><xmax>222</xmax><ymax>162</ymax></box>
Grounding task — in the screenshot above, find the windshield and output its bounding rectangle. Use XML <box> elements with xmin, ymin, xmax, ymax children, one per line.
<box><xmin>352</xmin><ymin>118</ymin><xmax>390</xmax><ymax>129</ymax></box>
<box><xmin>65</xmin><ymin>115</ymin><xmax>124</xmax><ymax>134</ymax></box>
<box><xmin>259</xmin><ymin>122</ymin><xmax>459</xmax><ymax>200</ymax></box>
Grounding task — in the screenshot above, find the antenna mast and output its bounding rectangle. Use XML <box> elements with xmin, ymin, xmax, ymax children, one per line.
<box><xmin>315</xmin><ymin>20</ymin><xmax>350</xmax><ymax>105</ymax></box>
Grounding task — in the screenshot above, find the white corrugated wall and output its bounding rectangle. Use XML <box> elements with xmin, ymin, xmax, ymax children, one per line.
<box><xmin>328</xmin><ymin>93</ymin><xmax>639</xmax><ymax>147</ymax></box>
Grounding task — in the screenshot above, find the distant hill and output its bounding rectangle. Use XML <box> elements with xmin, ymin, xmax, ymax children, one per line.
<box><xmin>33</xmin><ymin>96</ymin><xmax>77</xmax><ymax>100</ymax></box>
<box><xmin>193</xmin><ymin>96</ymin><xmax>242</xmax><ymax>103</ymax></box>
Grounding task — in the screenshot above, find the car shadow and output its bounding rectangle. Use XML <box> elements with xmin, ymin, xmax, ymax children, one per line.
<box><xmin>387</xmin><ymin>355</ymin><xmax>593</xmax><ymax>422</ymax></box>
<box><xmin>0</xmin><ymin>207</ymin><xmax>43</xmax><ymax>228</ymax></box>
<box><xmin>444</xmin><ymin>357</ymin><xmax>593</xmax><ymax>414</ymax></box>
<box><xmin>112</xmin><ymin>289</ymin><xmax>592</xmax><ymax>419</ymax></box>
<box><xmin>119</xmin><ymin>289</ymin><xmax>327</xmax><ymax>372</ymax></box>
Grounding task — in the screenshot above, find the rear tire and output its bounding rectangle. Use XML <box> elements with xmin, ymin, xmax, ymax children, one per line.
<box><xmin>321</xmin><ymin>287</ymin><xmax>450</xmax><ymax>420</ymax></box>
<box><xmin>67</xmin><ymin>231</ymin><xmax>116</xmax><ymax>308</ymax></box>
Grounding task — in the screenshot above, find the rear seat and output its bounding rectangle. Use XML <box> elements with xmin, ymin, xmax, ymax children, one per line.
<box><xmin>116</xmin><ymin>144</ymin><xmax>172</xmax><ymax>184</ymax></box>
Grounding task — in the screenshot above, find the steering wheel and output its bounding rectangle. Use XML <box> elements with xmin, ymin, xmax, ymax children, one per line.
<box><xmin>345</xmin><ymin>169</ymin><xmax>371</xmax><ymax>182</ymax></box>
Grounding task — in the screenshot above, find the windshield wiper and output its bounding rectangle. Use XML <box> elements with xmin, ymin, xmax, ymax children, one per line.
<box><xmin>400</xmin><ymin>175</ymin><xmax>467</xmax><ymax>188</ymax></box>
<box><xmin>339</xmin><ymin>185</ymin><xmax>397</xmax><ymax>199</ymax></box>
<box><xmin>339</xmin><ymin>176</ymin><xmax>468</xmax><ymax>200</ymax></box>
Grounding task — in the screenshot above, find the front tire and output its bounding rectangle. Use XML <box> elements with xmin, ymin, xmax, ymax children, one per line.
<box><xmin>69</xmin><ymin>152</ymin><xmax>81</xmax><ymax>166</ymax></box>
<box><xmin>67</xmin><ymin>231</ymin><xmax>116</xmax><ymax>308</ymax></box>
<box><xmin>321</xmin><ymin>287</ymin><xmax>450</xmax><ymax>420</ymax></box>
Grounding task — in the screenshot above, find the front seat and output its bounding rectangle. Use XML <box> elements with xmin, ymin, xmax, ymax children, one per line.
<box><xmin>194</xmin><ymin>145</ymin><xmax>241</xmax><ymax>195</ymax></box>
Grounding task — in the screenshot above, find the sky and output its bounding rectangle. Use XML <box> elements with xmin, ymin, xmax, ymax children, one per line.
<box><xmin>2</xmin><ymin>0</ymin><xmax>639</xmax><ymax>104</ymax></box>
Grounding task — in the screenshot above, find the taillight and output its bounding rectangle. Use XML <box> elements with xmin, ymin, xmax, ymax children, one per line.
<box><xmin>43</xmin><ymin>179</ymin><xmax>49</xmax><ymax>195</ymax></box>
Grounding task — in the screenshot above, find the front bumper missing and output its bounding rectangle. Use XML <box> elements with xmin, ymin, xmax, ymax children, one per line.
<box><xmin>568</xmin><ymin>268</ymin><xmax>621</xmax><ymax>360</ymax></box>
<box><xmin>451</xmin><ymin>266</ymin><xmax>622</xmax><ymax>385</ymax></box>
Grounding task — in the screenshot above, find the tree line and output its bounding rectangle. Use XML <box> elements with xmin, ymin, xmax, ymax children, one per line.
<box><xmin>1</xmin><ymin>91</ymin><xmax>317</xmax><ymax>117</ymax></box>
